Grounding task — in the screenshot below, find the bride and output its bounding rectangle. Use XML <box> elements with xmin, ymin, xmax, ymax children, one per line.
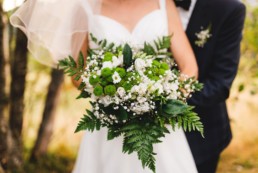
<box><xmin>11</xmin><ymin>0</ymin><xmax>199</xmax><ymax>172</ymax></box>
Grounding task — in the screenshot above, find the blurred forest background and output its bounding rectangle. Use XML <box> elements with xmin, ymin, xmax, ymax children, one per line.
<box><xmin>0</xmin><ymin>0</ymin><xmax>258</xmax><ymax>173</ymax></box>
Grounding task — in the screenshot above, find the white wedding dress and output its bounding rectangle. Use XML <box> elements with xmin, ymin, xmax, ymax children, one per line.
<box><xmin>73</xmin><ymin>0</ymin><xmax>198</xmax><ymax>172</ymax></box>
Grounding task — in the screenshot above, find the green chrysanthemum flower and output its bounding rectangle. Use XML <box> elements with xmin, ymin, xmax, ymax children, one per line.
<box><xmin>101</xmin><ymin>68</ymin><xmax>113</xmax><ymax>78</ymax></box>
<box><xmin>150</xmin><ymin>76</ymin><xmax>160</xmax><ymax>81</ymax></box>
<box><xmin>89</xmin><ymin>75</ymin><xmax>100</xmax><ymax>85</ymax></box>
<box><xmin>151</xmin><ymin>66</ymin><xmax>159</xmax><ymax>75</ymax></box>
<box><xmin>103</xmin><ymin>52</ymin><xmax>114</xmax><ymax>62</ymax></box>
<box><xmin>152</xmin><ymin>60</ymin><xmax>160</xmax><ymax>67</ymax></box>
<box><xmin>158</xmin><ymin>69</ymin><xmax>166</xmax><ymax>75</ymax></box>
<box><xmin>122</xmin><ymin>82</ymin><xmax>133</xmax><ymax>91</ymax></box>
<box><xmin>160</xmin><ymin>62</ymin><xmax>169</xmax><ymax>70</ymax></box>
<box><xmin>93</xmin><ymin>85</ymin><xmax>104</xmax><ymax>96</ymax></box>
<box><xmin>104</xmin><ymin>85</ymin><xmax>116</xmax><ymax>96</ymax></box>
<box><xmin>100</xmin><ymin>80</ymin><xmax>109</xmax><ymax>86</ymax></box>
<box><xmin>115</xmin><ymin>67</ymin><xmax>126</xmax><ymax>78</ymax></box>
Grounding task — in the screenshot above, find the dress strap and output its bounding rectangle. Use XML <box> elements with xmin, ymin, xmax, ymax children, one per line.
<box><xmin>159</xmin><ymin>0</ymin><xmax>166</xmax><ymax>12</ymax></box>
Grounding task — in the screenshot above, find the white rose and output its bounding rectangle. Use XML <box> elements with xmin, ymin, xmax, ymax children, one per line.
<box><xmin>90</xmin><ymin>94</ymin><xmax>98</xmax><ymax>101</ymax></box>
<box><xmin>137</xmin><ymin>96</ymin><xmax>147</xmax><ymax>103</ymax></box>
<box><xmin>117</xmin><ymin>87</ymin><xmax>126</xmax><ymax>97</ymax></box>
<box><xmin>134</xmin><ymin>58</ymin><xmax>146</xmax><ymax>71</ymax></box>
<box><xmin>112</xmin><ymin>55</ymin><xmax>123</xmax><ymax>67</ymax></box>
<box><xmin>102</xmin><ymin>61</ymin><xmax>113</xmax><ymax>69</ymax></box>
<box><xmin>137</xmin><ymin>83</ymin><xmax>148</xmax><ymax>95</ymax></box>
<box><xmin>131</xmin><ymin>85</ymin><xmax>139</xmax><ymax>93</ymax></box>
<box><xmin>145</xmin><ymin>59</ymin><xmax>153</xmax><ymax>67</ymax></box>
<box><xmin>101</xmin><ymin>96</ymin><xmax>113</xmax><ymax>107</ymax></box>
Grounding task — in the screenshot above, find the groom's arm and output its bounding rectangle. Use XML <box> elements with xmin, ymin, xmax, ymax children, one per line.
<box><xmin>189</xmin><ymin>3</ymin><xmax>246</xmax><ymax>107</ymax></box>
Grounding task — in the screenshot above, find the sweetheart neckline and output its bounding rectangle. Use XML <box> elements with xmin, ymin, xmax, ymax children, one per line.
<box><xmin>95</xmin><ymin>10</ymin><xmax>162</xmax><ymax>35</ymax></box>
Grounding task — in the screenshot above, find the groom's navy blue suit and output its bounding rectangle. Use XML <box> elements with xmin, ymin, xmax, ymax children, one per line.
<box><xmin>183</xmin><ymin>0</ymin><xmax>246</xmax><ymax>172</ymax></box>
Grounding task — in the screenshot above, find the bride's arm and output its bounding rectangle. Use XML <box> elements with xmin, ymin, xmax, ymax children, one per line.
<box><xmin>166</xmin><ymin>0</ymin><xmax>198</xmax><ymax>78</ymax></box>
<box><xmin>72</xmin><ymin>34</ymin><xmax>88</xmax><ymax>87</ymax></box>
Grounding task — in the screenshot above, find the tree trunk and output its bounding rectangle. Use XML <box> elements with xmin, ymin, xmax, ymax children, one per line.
<box><xmin>30</xmin><ymin>69</ymin><xmax>64</xmax><ymax>161</ymax></box>
<box><xmin>0</xmin><ymin>4</ymin><xmax>8</xmax><ymax>171</ymax></box>
<box><xmin>8</xmin><ymin>28</ymin><xmax>28</xmax><ymax>170</ymax></box>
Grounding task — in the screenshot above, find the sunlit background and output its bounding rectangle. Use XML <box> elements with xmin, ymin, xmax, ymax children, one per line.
<box><xmin>1</xmin><ymin>0</ymin><xmax>258</xmax><ymax>173</ymax></box>
<box><xmin>3</xmin><ymin>0</ymin><xmax>24</xmax><ymax>11</ymax></box>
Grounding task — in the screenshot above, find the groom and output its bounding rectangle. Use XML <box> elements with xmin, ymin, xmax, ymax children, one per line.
<box><xmin>175</xmin><ymin>0</ymin><xmax>246</xmax><ymax>172</ymax></box>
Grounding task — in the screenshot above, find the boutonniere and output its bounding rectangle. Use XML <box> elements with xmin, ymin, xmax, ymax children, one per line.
<box><xmin>195</xmin><ymin>24</ymin><xmax>212</xmax><ymax>48</ymax></box>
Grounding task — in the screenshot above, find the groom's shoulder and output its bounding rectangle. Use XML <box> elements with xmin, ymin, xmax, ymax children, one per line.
<box><xmin>205</xmin><ymin>0</ymin><xmax>246</xmax><ymax>18</ymax></box>
<box><xmin>207</xmin><ymin>0</ymin><xmax>245</xmax><ymax>12</ymax></box>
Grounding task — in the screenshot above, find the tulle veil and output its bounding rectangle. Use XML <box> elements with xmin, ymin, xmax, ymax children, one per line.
<box><xmin>10</xmin><ymin>0</ymin><xmax>102</xmax><ymax>67</ymax></box>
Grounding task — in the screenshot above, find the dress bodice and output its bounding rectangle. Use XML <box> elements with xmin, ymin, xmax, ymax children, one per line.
<box><xmin>88</xmin><ymin>0</ymin><xmax>168</xmax><ymax>48</ymax></box>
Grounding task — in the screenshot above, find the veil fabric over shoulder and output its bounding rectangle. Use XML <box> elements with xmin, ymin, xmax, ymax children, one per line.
<box><xmin>10</xmin><ymin>0</ymin><xmax>102</xmax><ymax>67</ymax></box>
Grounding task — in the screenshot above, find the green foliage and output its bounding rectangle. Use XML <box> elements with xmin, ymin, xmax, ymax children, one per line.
<box><xmin>142</xmin><ymin>35</ymin><xmax>173</xmax><ymax>58</ymax></box>
<box><xmin>119</xmin><ymin>122</ymin><xmax>168</xmax><ymax>173</ymax></box>
<box><xmin>58</xmin><ymin>52</ymin><xmax>84</xmax><ymax>85</ymax></box>
<box><xmin>162</xmin><ymin>100</ymin><xmax>188</xmax><ymax>116</ymax></box>
<box><xmin>154</xmin><ymin>35</ymin><xmax>172</xmax><ymax>50</ymax></box>
<box><xmin>123</xmin><ymin>43</ymin><xmax>133</xmax><ymax>68</ymax></box>
<box><xmin>143</xmin><ymin>42</ymin><xmax>156</xmax><ymax>55</ymax></box>
<box><xmin>76</xmin><ymin>91</ymin><xmax>90</xmax><ymax>99</ymax></box>
<box><xmin>75</xmin><ymin>110</ymin><xmax>101</xmax><ymax>133</ymax></box>
<box><xmin>159</xmin><ymin>100</ymin><xmax>204</xmax><ymax>137</ymax></box>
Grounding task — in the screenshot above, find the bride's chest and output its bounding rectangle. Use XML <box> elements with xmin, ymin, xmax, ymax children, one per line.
<box><xmin>88</xmin><ymin>10</ymin><xmax>168</xmax><ymax>47</ymax></box>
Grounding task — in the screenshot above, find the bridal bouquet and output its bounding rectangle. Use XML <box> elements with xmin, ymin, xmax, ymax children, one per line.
<box><xmin>59</xmin><ymin>34</ymin><xmax>203</xmax><ymax>173</ymax></box>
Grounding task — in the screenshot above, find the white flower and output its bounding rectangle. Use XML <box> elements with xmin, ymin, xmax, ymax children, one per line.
<box><xmin>91</xmin><ymin>94</ymin><xmax>98</xmax><ymax>101</ymax></box>
<box><xmin>97</xmin><ymin>70</ymin><xmax>101</xmax><ymax>76</ymax></box>
<box><xmin>195</xmin><ymin>25</ymin><xmax>212</xmax><ymax>48</ymax></box>
<box><xmin>131</xmin><ymin>102</ymin><xmax>150</xmax><ymax>114</ymax></box>
<box><xmin>150</xmin><ymin>82</ymin><xmax>164</xmax><ymax>94</ymax></box>
<box><xmin>167</xmin><ymin>91</ymin><xmax>178</xmax><ymax>100</ymax></box>
<box><xmin>102</xmin><ymin>61</ymin><xmax>113</xmax><ymax>69</ymax></box>
<box><xmin>137</xmin><ymin>96</ymin><xmax>147</xmax><ymax>103</ymax></box>
<box><xmin>134</xmin><ymin>58</ymin><xmax>146</xmax><ymax>71</ymax></box>
<box><xmin>112</xmin><ymin>55</ymin><xmax>123</xmax><ymax>67</ymax></box>
<box><xmin>101</xmin><ymin>96</ymin><xmax>113</xmax><ymax>107</ymax></box>
<box><xmin>137</xmin><ymin>83</ymin><xmax>148</xmax><ymax>95</ymax></box>
<box><xmin>117</xmin><ymin>87</ymin><xmax>126</xmax><ymax>97</ymax></box>
<box><xmin>114</xmin><ymin>96</ymin><xmax>121</xmax><ymax>104</ymax></box>
<box><xmin>145</xmin><ymin>59</ymin><xmax>153</xmax><ymax>67</ymax></box>
<box><xmin>163</xmin><ymin>82</ymin><xmax>172</xmax><ymax>93</ymax></box>
<box><xmin>170</xmin><ymin>83</ymin><xmax>179</xmax><ymax>91</ymax></box>
<box><xmin>112</xmin><ymin>71</ymin><xmax>121</xmax><ymax>84</ymax></box>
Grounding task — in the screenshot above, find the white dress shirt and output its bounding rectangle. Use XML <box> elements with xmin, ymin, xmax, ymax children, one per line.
<box><xmin>177</xmin><ymin>0</ymin><xmax>197</xmax><ymax>30</ymax></box>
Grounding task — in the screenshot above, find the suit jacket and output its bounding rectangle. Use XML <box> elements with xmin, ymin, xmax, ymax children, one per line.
<box><xmin>184</xmin><ymin>0</ymin><xmax>246</xmax><ymax>165</ymax></box>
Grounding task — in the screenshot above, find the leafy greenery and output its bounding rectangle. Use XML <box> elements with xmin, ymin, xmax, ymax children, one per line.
<box><xmin>58</xmin><ymin>52</ymin><xmax>85</xmax><ymax>81</ymax></box>
<box><xmin>75</xmin><ymin>109</ymin><xmax>101</xmax><ymax>133</ymax></box>
<box><xmin>123</xmin><ymin>43</ymin><xmax>133</xmax><ymax>68</ymax></box>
